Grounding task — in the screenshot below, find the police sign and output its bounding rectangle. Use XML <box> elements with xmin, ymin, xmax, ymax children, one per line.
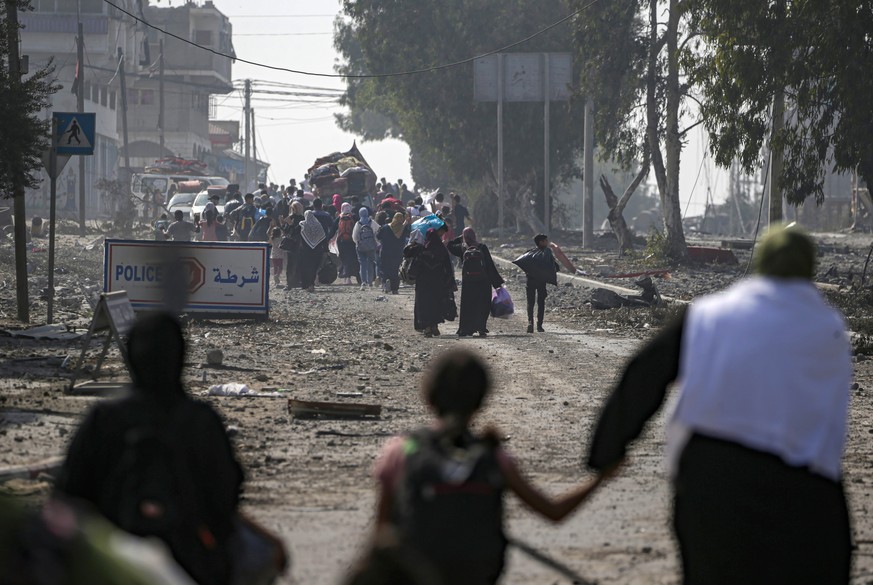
<box><xmin>104</xmin><ymin>240</ymin><xmax>270</xmax><ymax>318</ymax></box>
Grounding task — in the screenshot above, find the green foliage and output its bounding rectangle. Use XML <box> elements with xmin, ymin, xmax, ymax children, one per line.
<box><xmin>0</xmin><ymin>1</ymin><xmax>59</xmax><ymax>196</ymax></box>
<box><xmin>690</xmin><ymin>0</ymin><xmax>873</xmax><ymax>204</ymax></box>
<box><xmin>643</xmin><ymin>227</ymin><xmax>670</xmax><ymax>266</ymax></box>
<box><xmin>334</xmin><ymin>0</ymin><xmax>585</xmax><ymax>204</ymax></box>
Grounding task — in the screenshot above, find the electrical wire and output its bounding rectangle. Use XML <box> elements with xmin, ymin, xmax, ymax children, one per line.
<box><xmin>102</xmin><ymin>0</ymin><xmax>601</xmax><ymax>79</ymax></box>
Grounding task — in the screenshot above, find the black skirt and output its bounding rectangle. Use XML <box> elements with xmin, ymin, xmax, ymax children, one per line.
<box><xmin>674</xmin><ymin>434</ymin><xmax>851</xmax><ymax>585</ymax></box>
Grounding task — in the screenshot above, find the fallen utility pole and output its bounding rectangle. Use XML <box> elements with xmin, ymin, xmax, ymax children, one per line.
<box><xmin>5</xmin><ymin>0</ymin><xmax>29</xmax><ymax>322</ymax></box>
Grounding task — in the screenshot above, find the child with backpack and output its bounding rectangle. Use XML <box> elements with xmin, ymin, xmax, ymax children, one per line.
<box><xmin>373</xmin><ymin>349</ymin><xmax>615</xmax><ymax>585</ymax></box>
<box><xmin>353</xmin><ymin>207</ymin><xmax>379</xmax><ymax>290</ymax></box>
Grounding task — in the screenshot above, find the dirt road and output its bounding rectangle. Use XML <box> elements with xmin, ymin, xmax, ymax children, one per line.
<box><xmin>2</xmin><ymin>233</ymin><xmax>873</xmax><ymax>583</ymax></box>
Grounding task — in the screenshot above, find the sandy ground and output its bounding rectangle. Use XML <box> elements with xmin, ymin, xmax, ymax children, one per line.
<box><xmin>2</xmin><ymin>229</ymin><xmax>873</xmax><ymax>584</ymax></box>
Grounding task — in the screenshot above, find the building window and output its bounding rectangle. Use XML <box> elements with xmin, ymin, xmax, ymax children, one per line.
<box><xmin>140</xmin><ymin>89</ymin><xmax>155</xmax><ymax>105</ymax></box>
<box><xmin>56</xmin><ymin>0</ymin><xmax>76</xmax><ymax>12</ymax></box>
<box><xmin>100</xmin><ymin>87</ymin><xmax>107</xmax><ymax>107</ymax></box>
<box><xmin>128</xmin><ymin>89</ymin><xmax>138</xmax><ymax>106</ymax></box>
<box><xmin>194</xmin><ymin>30</ymin><xmax>213</xmax><ymax>46</ymax></box>
<box><xmin>91</xmin><ymin>84</ymin><xmax>99</xmax><ymax>103</ymax></box>
<box><xmin>110</xmin><ymin>91</ymin><xmax>116</xmax><ymax>110</ymax></box>
<box><xmin>36</xmin><ymin>0</ymin><xmax>55</xmax><ymax>12</ymax></box>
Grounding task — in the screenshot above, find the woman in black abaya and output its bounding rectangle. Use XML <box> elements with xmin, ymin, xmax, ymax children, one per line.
<box><xmin>448</xmin><ymin>227</ymin><xmax>503</xmax><ymax>337</ymax></box>
<box><xmin>410</xmin><ymin>228</ymin><xmax>455</xmax><ymax>337</ymax></box>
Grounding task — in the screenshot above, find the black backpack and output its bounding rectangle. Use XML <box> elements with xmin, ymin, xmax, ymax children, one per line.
<box><xmin>462</xmin><ymin>245</ymin><xmax>487</xmax><ymax>281</ymax></box>
<box><xmin>104</xmin><ymin>402</ymin><xmax>225</xmax><ymax>584</ymax></box>
<box><xmin>394</xmin><ymin>428</ymin><xmax>506</xmax><ymax>582</ymax></box>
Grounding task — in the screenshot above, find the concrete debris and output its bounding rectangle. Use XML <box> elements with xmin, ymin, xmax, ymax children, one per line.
<box><xmin>2</xmin><ymin>324</ymin><xmax>83</xmax><ymax>341</ymax></box>
<box><xmin>206</xmin><ymin>349</ymin><xmax>224</xmax><ymax>366</ymax></box>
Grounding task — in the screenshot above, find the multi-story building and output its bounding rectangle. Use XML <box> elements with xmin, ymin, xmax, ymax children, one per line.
<box><xmin>21</xmin><ymin>0</ymin><xmax>141</xmax><ymax>215</ymax></box>
<box><xmin>20</xmin><ymin>0</ymin><xmax>235</xmax><ymax>218</ymax></box>
<box><xmin>126</xmin><ymin>0</ymin><xmax>234</xmax><ymax>169</ymax></box>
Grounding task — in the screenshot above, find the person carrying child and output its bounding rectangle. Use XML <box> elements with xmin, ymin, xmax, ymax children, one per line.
<box><xmin>372</xmin><ymin>349</ymin><xmax>615</xmax><ymax>585</ymax></box>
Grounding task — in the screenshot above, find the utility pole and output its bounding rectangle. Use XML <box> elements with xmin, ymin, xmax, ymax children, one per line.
<box><xmin>5</xmin><ymin>0</ymin><xmax>29</xmax><ymax>322</ymax></box>
<box><xmin>117</xmin><ymin>48</ymin><xmax>130</xmax><ymax>179</ymax></box>
<box><xmin>251</xmin><ymin>108</ymin><xmax>257</xmax><ymax>186</ymax></box>
<box><xmin>243</xmin><ymin>78</ymin><xmax>251</xmax><ymax>192</ymax></box>
<box><xmin>76</xmin><ymin>22</ymin><xmax>85</xmax><ymax>236</ymax></box>
<box><xmin>582</xmin><ymin>98</ymin><xmax>594</xmax><ymax>247</ymax></box>
<box><xmin>496</xmin><ymin>55</ymin><xmax>504</xmax><ymax>242</ymax></box>
<box><xmin>768</xmin><ymin>87</ymin><xmax>785</xmax><ymax>224</ymax></box>
<box><xmin>543</xmin><ymin>53</ymin><xmax>551</xmax><ymax>236</ymax></box>
<box><xmin>158</xmin><ymin>38</ymin><xmax>164</xmax><ymax>154</ymax></box>
<box><xmin>47</xmin><ymin>118</ymin><xmax>58</xmax><ymax>324</ymax></box>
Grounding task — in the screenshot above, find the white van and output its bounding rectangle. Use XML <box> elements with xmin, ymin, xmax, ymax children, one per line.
<box><xmin>131</xmin><ymin>173</ymin><xmax>229</xmax><ymax>213</ymax></box>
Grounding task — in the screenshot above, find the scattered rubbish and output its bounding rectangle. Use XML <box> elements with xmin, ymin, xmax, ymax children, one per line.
<box><xmin>589</xmin><ymin>277</ymin><xmax>663</xmax><ymax>310</ymax></box>
<box><xmin>595</xmin><ymin>265</ymin><xmax>614</xmax><ymax>276</ymax></box>
<box><xmin>605</xmin><ymin>269</ymin><xmax>672</xmax><ymax>280</ymax></box>
<box><xmin>375</xmin><ymin>296</ymin><xmax>387</xmax><ymax>302</ymax></box>
<box><xmin>208</xmin><ymin>383</ymin><xmax>251</xmax><ymax>396</ymax></box>
<box><xmin>310</xmin><ymin>349</ymin><xmax>326</xmax><ymax>355</ymax></box>
<box><xmin>315</xmin><ymin>429</ymin><xmax>393</xmax><ymax>438</ymax></box>
<box><xmin>67</xmin><ymin>381</ymin><xmax>130</xmax><ymax>396</ymax></box>
<box><xmin>206</xmin><ymin>349</ymin><xmax>224</xmax><ymax>366</ymax></box>
<box><xmin>2</xmin><ymin>324</ymin><xmax>83</xmax><ymax>341</ymax></box>
<box><xmin>721</xmin><ymin>239</ymin><xmax>755</xmax><ymax>250</ymax></box>
<box><xmin>336</xmin><ymin>392</ymin><xmax>364</xmax><ymax>398</ymax></box>
<box><xmin>84</xmin><ymin>236</ymin><xmax>104</xmax><ymax>251</ymax></box>
<box><xmin>686</xmin><ymin>246</ymin><xmax>738</xmax><ymax>265</ymax></box>
<box><xmin>288</xmin><ymin>398</ymin><xmax>382</xmax><ymax>419</ymax></box>
<box><xmin>254</xmin><ymin>373</ymin><xmax>269</xmax><ymax>382</ymax></box>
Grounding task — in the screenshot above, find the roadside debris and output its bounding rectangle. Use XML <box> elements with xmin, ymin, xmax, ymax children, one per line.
<box><xmin>288</xmin><ymin>398</ymin><xmax>382</xmax><ymax>419</ymax></box>
<box><xmin>589</xmin><ymin>277</ymin><xmax>664</xmax><ymax>310</ymax></box>
<box><xmin>687</xmin><ymin>246</ymin><xmax>738</xmax><ymax>265</ymax></box>
<box><xmin>2</xmin><ymin>324</ymin><xmax>83</xmax><ymax>341</ymax></box>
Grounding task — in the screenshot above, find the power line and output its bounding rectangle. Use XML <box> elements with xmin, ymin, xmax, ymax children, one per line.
<box><xmin>224</xmin><ymin>14</ymin><xmax>337</xmax><ymax>18</ymax></box>
<box><xmin>234</xmin><ymin>32</ymin><xmax>332</xmax><ymax>37</ymax></box>
<box><xmin>102</xmin><ymin>0</ymin><xmax>601</xmax><ymax>79</ymax></box>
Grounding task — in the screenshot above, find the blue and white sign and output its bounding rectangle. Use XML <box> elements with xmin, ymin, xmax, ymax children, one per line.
<box><xmin>103</xmin><ymin>239</ymin><xmax>270</xmax><ymax>318</ymax></box>
<box><xmin>54</xmin><ymin>112</ymin><xmax>95</xmax><ymax>156</ymax></box>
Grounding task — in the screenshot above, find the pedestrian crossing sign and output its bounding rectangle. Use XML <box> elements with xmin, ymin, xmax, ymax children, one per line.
<box><xmin>54</xmin><ymin>112</ymin><xmax>95</xmax><ymax>155</ymax></box>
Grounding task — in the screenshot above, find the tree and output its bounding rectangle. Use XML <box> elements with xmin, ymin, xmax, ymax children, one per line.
<box><xmin>334</xmin><ymin>0</ymin><xmax>586</xmax><ymax>233</ymax></box>
<box><xmin>0</xmin><ymin>0</ymin><xmax>57</xmax><ymax>197</ymax></box>
<box><xmin>689</xmin><ymin>0</ymin><xmax>873</xmax><ymax>209</ymax></box>
<box><xmin>570</xmin><ymin>0</ymin><xmax>693</xmax><ymax>260</ymax></box>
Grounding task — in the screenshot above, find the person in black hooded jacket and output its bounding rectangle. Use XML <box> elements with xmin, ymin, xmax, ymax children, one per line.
<box><xmin>55</xmin><ymin>312</ymin><xmax>244</xmax><ymax>585</ymax></box>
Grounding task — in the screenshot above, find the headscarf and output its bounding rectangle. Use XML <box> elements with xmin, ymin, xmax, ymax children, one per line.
<box><xmin>462</xmin><ymin>227</ymin><xmax>477</xmax><ymax>248</ymax></box>
<box><xmin>300</xmin><ymin>210</ymin><xmax>326</xmax><ymax>249</ymax></box>
<box><xmin>753</xmin><ymin>223</ymin><xmax>816</xmax><ymax>280</ymax></box>
<box><xmin>341</xmin><ymin>202</ymin><xmax>352</xmax><ymax>215</ymax></box>
<box><xmin>332</xmin><ymin>194</ymin><xmax>343</xmax><ymax>209</ymax></box>
<box><xmin>359</xmin><ymin>207</ymin><xmax>370</xmax><ymax>224</ymax></box>
<box><xmin>424</xmin><ymin>227</ymin><xmax>449</xmax><ymax>261</ymax></box>
<box><xmin>290</xmin><ymin>201</ymin><xmax>304</xmax><ymax>216</ymax></box>
<box><xmin>389</xmin><ymin>212</ymin><xmax>406</xmax><ymax>238</ymax></box>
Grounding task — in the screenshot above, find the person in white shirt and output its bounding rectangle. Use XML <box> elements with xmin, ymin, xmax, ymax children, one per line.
<box><xmin>587</xmin><ymin>224</ymin><xmax>852</xmax><ymax>585</ymax></box>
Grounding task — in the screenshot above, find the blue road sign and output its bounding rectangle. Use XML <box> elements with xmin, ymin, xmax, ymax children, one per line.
<box><xmin>54</xmin><ymin>112</ymin><xmax>95</xmax><ymax>156</ymax></box>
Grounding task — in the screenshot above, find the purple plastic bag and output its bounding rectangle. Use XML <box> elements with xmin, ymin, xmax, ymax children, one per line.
<box><xmin>491</xmin><ymin>286</ymin><xmax>514</xmax><ymax>318</ymax></box>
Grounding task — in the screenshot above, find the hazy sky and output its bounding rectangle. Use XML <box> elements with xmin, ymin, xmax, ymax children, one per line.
<box><xmin>208</xmin><ymin>0</ymin><xmax>726</xmax><ymax>216</ymax></box>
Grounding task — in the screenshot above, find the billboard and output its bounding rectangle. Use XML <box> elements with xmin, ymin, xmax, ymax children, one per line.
<box><xmin>104</xmin><ymin>239</ymin><xmax>270</xmax><ymax>317</ymax></box>
<box><xmin>473</xmin><ymin>53</ymin><xmax>573</xmax><ymax>102</ymax></box>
